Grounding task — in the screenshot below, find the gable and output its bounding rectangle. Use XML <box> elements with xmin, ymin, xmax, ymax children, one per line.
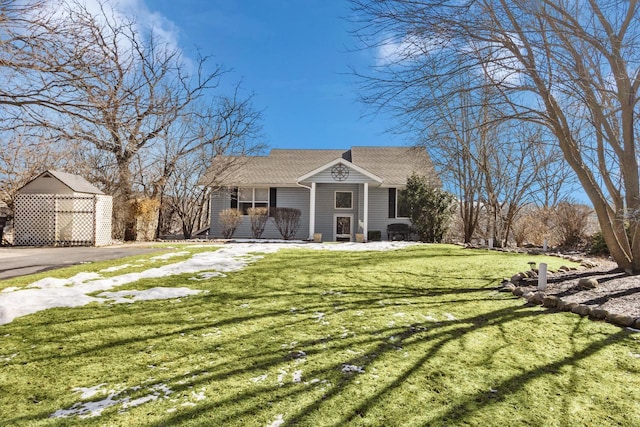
<box><xmin>18</xmin><ymin>170</ymin><xmax>104</xmax><ymax>195</ymax></box>
<box><xmin>297</xmin><ymin>158</ymin><xmax>382</xmax><ymax>185</ymax></box>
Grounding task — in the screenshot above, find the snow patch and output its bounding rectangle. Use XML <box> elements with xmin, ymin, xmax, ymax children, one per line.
<box><xmin>189</xmin><ymin>271</ymin><xmax>225</xmax><ymax>280</ymax></box>
<box><xmin>150</xmin><ymin>251</ymin><xmax>189</xmax><ymax>261</ymax></box>
<box><xmin>100</xmin><ymin>264</ymin><xmax>132</xmax><ymax>273</ymax></box>
<box><xmin>267</xmin><ymin>414</ymin><xmax>285</xmax><ymax>427</ymax></box>
<box><xmin>73</xmin><ymin>384</ymin><xmax>107</xmax><ymax>400</ymax></box>
<box><xmin>1</xmin><ymin>241</ymin><xmax>418</xmax><ymax>325</ymax></box>
<box><xmin>251</xmin><ymin>374</ymin><xmax>268</xmax><ymax>383</ymax></box>
<box><xmin>192</xmin><ymin>390</ymin><xmax>206</xmax><ymax>401</ymax></box>
<box><xmin>1</xmin><ymin>353</ymin><xmax>18</xmax><ymax>362</ymax></box>
<box><xmin>51</xmin><ymin>382</ymin><xmax>172</xmax><ymax>419</ymax></box>
<box><xmin>98</xmin><ymin>287</ymin><xmax>201</xmax><ymax>304</ymax></box>
<box><xmin>342</xmin><ymin>364</ymin><xmax>365</xmax><ymax>374</ymax></box>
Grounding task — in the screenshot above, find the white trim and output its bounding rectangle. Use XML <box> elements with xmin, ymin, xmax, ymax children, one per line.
<box><xmin>335</xmin><ymin>190</ymin><xmax>353</xmax><ymax>210</ymax></box>
<box><xmin>334</xmin><ymin>213</ymin><xmax>354</xmax><ymax>241</ymax></box>
<box><xmin>237</xmin><ymin>187</ymin><xmax>269</xmax><ymax>215</ymax></box>
<box><xmin>309</xmin><ymin>182</ymin><xmax>316</xmax><ymax>239</ymax></box>
<box><xmin>363</xmin><ymin>182</ymin><xmax>369</xmax><ymax>241</ymax></box>
<box><xmin>297</xmin><ymin>158</ymin><xmax>383</xmax><ymax>183</ymax></box>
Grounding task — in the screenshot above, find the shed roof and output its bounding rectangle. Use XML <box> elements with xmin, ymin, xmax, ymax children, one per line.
<box><xmin>22</xmin><ymin>170</ymin><xmax>105</xmax><ymax>194</ymax></box>
<box><xmin>202</xmin><ymin>146</ymin><xmax>438</xmax><ymax>188</ymax></box>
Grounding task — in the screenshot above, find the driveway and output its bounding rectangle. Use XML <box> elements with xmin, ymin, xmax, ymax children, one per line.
<box><xmin>0</xmin><ymin>245</ymin><xmax>168</xmax><ymax>280</ymax></box>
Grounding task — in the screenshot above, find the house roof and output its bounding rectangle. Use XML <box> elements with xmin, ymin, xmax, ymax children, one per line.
<box><xmin>25</xmin><ymin>170</ymin><xmax>105</xmax><ymax>194</ymax></box>
<box><xmin>202</xmin><ymin>146</ymin><xmax>438</xmax><ymax>188</ymax></box>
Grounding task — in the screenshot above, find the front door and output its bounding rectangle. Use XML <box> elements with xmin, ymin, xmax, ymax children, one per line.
<box><xmin>334</xmin><ymin>214</ymin><xmax>353</xmax><ymax>242</ymax></box>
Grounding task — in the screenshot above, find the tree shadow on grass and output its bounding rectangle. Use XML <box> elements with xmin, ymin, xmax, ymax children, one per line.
<box><xmin>137</xmin><ymin>302</ymin><xmax>590</xmax><ymax>426</ymax></box>
<box><xmin>2</xmin><ymin>246</ymin><xmax>634</xmax><ymax>426</ymax></box>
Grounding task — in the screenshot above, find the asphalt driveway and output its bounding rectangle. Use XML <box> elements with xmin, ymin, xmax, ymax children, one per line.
<box><xmin>0</xmin><ymin>245</ymin><xmax>168</xmax><ymax>280</ymax></box>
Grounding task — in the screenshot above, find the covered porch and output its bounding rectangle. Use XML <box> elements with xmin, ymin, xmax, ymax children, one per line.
<box><xmin>297</xmin><ymin>158</ymin><xmax>383</xmax><ymax>242</ymax></box>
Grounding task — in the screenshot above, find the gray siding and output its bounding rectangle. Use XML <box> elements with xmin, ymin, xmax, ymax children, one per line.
<box><xmin>367</xmin><ymin>187</ymin><xmax>411</xmax><ymax>241</ymax></box>
<box><xmin>314</xmin><ymin>183</ymin><xmax>360</xmax><ymax>241</ymax></box>
<box><xmin>208</xmin><ymin>184</ymin><xmax>412</xmax><ymax>241</ymax></box>
<box><xmin>209</xmin><ymin>187</ymin><xmax>310</xmax><ymax>240</ymax></box>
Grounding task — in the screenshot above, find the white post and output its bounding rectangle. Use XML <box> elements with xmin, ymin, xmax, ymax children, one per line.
<box><xmin>363</xmin><ymin>182</ymin><xmax>369</xmax><ymax>242</ymax></box>
<box><xmin>538</xmin><ymin>263</ymin><xmax>548</xmax><ymax>291</ymax></box>
<box><xmin>543</xmin><ymin>238</ymin><xmax>548</xmax><ymax>252</ymax></box>
<box><xmin>488</xmin><ymin>238</ymin><xmax>493</xmax><ymax>249</ymax></box>
<box><xmin>309</xmin><ymin>182</ymin><xmax>316</xmax><ymax>240</ymax></box>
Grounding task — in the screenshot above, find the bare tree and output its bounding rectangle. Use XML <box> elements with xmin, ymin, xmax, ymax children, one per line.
<box><xmin>156</xmin><ymin>96</ymin><xmax>264</xmax><ymax>240</ymax></box>
<box><xmin>422</xmin><ymin>76</ymin><xmax>488</xmax><ymax>243</ymax></box>
<box><xmin>0</xmin><ymin>0</ymin><xmax>71</xmax><ymax>112</ymax></box>
<box><xmin>351</xmin><ymin>0</ymin><xmax>640</xmax><ymax>272</ymax></box>
<box><xmin>422</xmin><ymin>76</ymin><xmax>564</xmax><ymax>245</ymax></box>
<box><xmin>0</xmin><ymin>130</ymin><xmax>75</xmax><ymax>211</ymax></box>
<box><xmin>1</xmin><ymin>0</ymin><xmax>262</xmax><ymax>241</ymax></box>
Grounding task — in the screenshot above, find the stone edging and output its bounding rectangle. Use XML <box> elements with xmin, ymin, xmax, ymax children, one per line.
<box><xmin>497</xmin><ymin>253</ymin><xmax>640</xmax><ymax>330</ymax></box>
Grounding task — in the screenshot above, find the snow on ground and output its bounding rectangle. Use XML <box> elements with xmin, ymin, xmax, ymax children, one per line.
<box><xmin>97</xmin><ymin>287</ymin><xmax>202</xmax><ymax>304</ymax></box>
<box><xmin>267</xmin><ymin>414</ymin><xmax>285</xmax><ymax>427</ymax></box>
<box><xmin>0</xmin><ymin>241</ymin><xmax>417</xmax><ymax>325</ymax></box>
<box><xmin>51</xmin><ymin>382</ymin><xmax>173</xmax><ymax>419</ymax></box>
<box><xmin>342</xmin><ymin>364</ymin><xmax>365</xmax><ymax>374</ymax></box>
<box><xmin>100</xmin><ymin>264</ymin><xmax>135</xmax><ymax>273</ymax></box>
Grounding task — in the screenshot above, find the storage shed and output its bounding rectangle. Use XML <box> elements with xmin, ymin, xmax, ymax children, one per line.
<box><xmin>14</xmin><ymin>170</ymin><xmax>112</xmax><ymax>246</ymax></box>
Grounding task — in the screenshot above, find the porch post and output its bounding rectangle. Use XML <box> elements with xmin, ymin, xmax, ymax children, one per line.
<box><xmin>363</xmin><ymin>182</ymin><xmax>369</xmax><ymax>242</ymax></box>
<box><xmin>309</xmin><ymin>182</ymin><xmax>316</xmax><ymax>239</ymax></box>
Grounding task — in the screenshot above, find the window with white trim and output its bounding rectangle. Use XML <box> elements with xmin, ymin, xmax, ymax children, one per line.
<box><xmin>238</xmin><ymin>187</ymin><xmax>269</xmax><ymax>215</ymax></box>
<box><xmin>335</xmin><ymin>191</ymin><xmax>353</xmax><ymax>209</ymax></box>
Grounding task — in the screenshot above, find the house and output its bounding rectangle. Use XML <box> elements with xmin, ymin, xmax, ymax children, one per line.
<box><xmin>203</xmin><ymin>146</ymin><xmax>438</xmax><ymax>241</ymax></box>
<box><xmin>14</xmin><ymin>170</ymin><xmax>112</xmax><ymax>246</ymax></box>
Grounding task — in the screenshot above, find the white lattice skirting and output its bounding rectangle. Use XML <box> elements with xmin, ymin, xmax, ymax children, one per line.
<box><xmin>14</xmin><ymin>194</ymin><xmax>112</xmax><ymax>246</ymax></box>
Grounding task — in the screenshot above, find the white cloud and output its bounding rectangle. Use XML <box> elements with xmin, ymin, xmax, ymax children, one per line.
<box><xmin>83</xmin><ymin>0</ymin><xmax>181</xmax><ymax>52</ymax></box>
<box><xmin>33</xmin><ymin>0</ymin><xmax>184</xmax><ymax>64</ymax></box>
<box><xmin>376</xmin><ymin>33</ymin><xmax>444</xmax><ymax>66</ymax></box>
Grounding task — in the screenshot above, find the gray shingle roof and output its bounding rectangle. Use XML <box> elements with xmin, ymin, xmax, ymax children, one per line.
<box><xmin>202</xmin><ymin>146</ymin><xmax>438</xmax><ymax>187</ymax></box>
<box><xmin>42</xmin><ymin>170</ymin><xmax>104</xmax><ymax>194</ymax></box>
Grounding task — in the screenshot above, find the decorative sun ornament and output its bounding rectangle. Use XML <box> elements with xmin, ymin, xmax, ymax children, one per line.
<box><xmin>331</xmin><ymin>164</ymin><xmax>350</xmax><ymax>181</ymax></box>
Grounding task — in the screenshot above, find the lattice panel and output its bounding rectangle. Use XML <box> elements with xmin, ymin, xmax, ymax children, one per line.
<box><xmin>94</xmin><ymin>195</ymin><xmax>113</xmax><ymax>246</ymax></box>
<box><xmin>14</xmin><ymin>194</ymin><xmax>113</xmax><ymax>246</ymax></box>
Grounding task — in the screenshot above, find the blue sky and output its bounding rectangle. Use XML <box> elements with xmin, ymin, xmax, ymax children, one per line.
<box><xmin>143</xmin><ymin>0</ymin><xmax>405</xmax><ymax>151</ymax></box>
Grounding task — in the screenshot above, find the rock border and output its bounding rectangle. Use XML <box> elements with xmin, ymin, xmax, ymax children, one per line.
<box><xmin>497</xmin><ymin>253</ymin><xmax>640</xmax><ymax>330</ymax></box>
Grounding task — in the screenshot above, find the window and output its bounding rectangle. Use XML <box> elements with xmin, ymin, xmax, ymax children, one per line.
<box><xmin>335</xmin><ymin>191</ymin><xmax>353</xmax><ymax>209</ymax></box>
<box><xmin>397</xmin><ymin>189</ymin><xmax>410</xmax><ymax>218</ymax></box>
<box><xmin>238</xmin><ymin>187</ymin><xmax>269</xmax><ymax>215</ymax></box>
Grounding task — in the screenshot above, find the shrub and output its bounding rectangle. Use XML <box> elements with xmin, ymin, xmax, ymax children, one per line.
<box><xmin>405</xmin><ymin>174</ymin><xmax>455</xmax><ymax>243</ymax></box>
<box><xmin>247</xmin><ymin>207</ymin><xmax>269</xmax><ymax>239</ymax></box>
<box><xmin>555</xmin><ymin>202</ymin><xmax>592</xmax><ymax>247</ymax></box>
<box><xmin>273</xmin><ymin>207</ymin><xmax>301</xmax><ymax>240</ymax></box>
<box><xmin>219</xmin><ymin>208</ymin><xmax>243</xmax><ymax>239</ymax></box>
<box><xmin>588</xmin><ymin>231</ymin><xmax>609</xmax><ymax>256</ymax></box>
<box><xmin>512</xmin><ymin>207</ymin><xmax>555</xmax><ymax>247</ymax></box>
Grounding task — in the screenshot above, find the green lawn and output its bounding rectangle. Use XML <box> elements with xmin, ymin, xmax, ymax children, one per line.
<box><xmin>1</xmin><ymin>244</ymin><xmax>638</xmax><ymax>426</ymax></box>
